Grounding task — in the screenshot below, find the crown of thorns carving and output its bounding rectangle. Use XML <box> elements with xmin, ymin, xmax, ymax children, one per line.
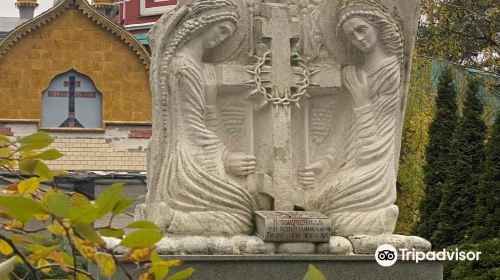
<box><xmin>244</xmin><ymin>48</ymin><xmax>318</xmax><ymax>107</ymax></box>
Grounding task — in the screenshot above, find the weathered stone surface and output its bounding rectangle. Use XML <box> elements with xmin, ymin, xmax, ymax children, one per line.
<box><xmin>243</xmin><ymin>236</ymin><xmax>276</xmax><ymax>255</ymax></box>
<box><xmin>255</xmin><ymin>211</ymin><xmax>330</xmax><ymax>242</ymax></box>
<box><xmin>139</xmin><ymin>0</ymin><xmax>423</xmax><ymax>242</ymax></box>
<box><xmin>137</xmin><ymin>0</ymin><xmax>255</xmax><ymax>236</ymax></box>
<box><xmin>91</xmin><ymin>255</ymin><xmax>443</xmax><ymax>280</ymax></box>
<box><xmin>156</xmin><ymin>236</ymin><xmax>180</xmax><ymax>255</ymax></box>
<box><xmin>349</xmin><ymin>234</ymin><xmax>432</xmax><ymax>254</ymax></box>
<box><xmin>276</xmin><ymin>243</ymin><xmax>316</xmax><ymax>254</ymax></box>
<box><xmin>208</xmin><ymin>237</ymin><xmax>233</xmax><ymax>255</ymax></box>
<box><xmin>316</xmin><ymin>236</ymin><xmax>353</xmax><ymax>255</ymax></box>
<box><xmin>179</xmin><ymin>236</ymin><xmax>209</xmax><ymax>255</ymax></box>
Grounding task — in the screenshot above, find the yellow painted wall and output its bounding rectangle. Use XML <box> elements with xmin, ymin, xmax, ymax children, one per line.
<box><xmin>0</xmin><ymin>9</ymin><xmax>151</xmax><ymax>122</ymax></box>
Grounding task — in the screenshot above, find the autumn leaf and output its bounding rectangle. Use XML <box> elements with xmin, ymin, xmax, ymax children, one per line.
<box><xmin>0</xmin><ymin>240</ymin><xmax>13</xmax><ymax>256</ymax></box>
<box><xmin>166</xmin><ymin>268</ymin><xmax>194</xmax><ymax>280</ymax></box>
<box><xmin>138</xmin><ymin>272</ymin><xmax>153</xmax><ymax>280</ymax></box>
<box><xmin>95</xmin><ymin>252</ymin><xmax>116</xmax><ymax>277</ymax></box>
<box><xmin>72</xmin><ymin>237</ymin><xmax>97</xmax><ymax>262</ymax></box>
<box><xmin>123</xmin><ymin>246</ymin><xmax>156</xmax><ymax>263</ymax></box>
<box><xmin>47</xmin><ymin>221</ymin><xmax>67</xmax><ymax>237</ymax></box>
<box><xmin>303</xmin><ymin>264</ymin><xmax>325</xmax><ymax>280</ymax></box>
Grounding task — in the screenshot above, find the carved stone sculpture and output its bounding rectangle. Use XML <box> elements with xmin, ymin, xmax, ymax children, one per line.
<box><xmin>300</xmin><ymin>0</ymin><xmax>404</xmax><ymax>236</ymax></box>
<box><xmin>136</xmin><ymin>0</ymin><xmax>256</xmax><ymax>235</ymax></box>
<box><xmin>138</xmin><ymin>0</ymin><xmax>423</xmax><ymax>246</ymax></box>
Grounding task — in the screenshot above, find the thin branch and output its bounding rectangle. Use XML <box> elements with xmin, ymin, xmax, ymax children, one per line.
<box><xmin>36</xmin><ymin>264</ymin><xmax>97</xmax><ymax>280</ymax></box>
<box><xmin>0</xmin><ymin>175</ymin><xmax>14</xmax><ymax>184</ymax></box>
<box><xmin>62</xmin><ymin>222</ymin><xmax>78</xmax><ymax>280</ymax></box>
<box><xmin>1</xmin><ymin>226</ymin><xmax>47</xmax><ymax>234</ymax></box>
<box><xmin>105</xmin><ymin>248</ymin><xmax>133</xmax><ymax>280</ymax></box>
<box><xmin>0</xmin><ymin>233</ymin><xmax>41</xmax><ymax>280</ymax></box>
<box><xmin>441</xmin><ymin>26</ymin><xmax>498</xmax><ymax>48</ymax></box>
<box><xmin>416</xmin><ymin>54</ymin><xmax>500</xmax><ymax>76</ymax></box>
<box><xmin>10</xmin><ymin>272</ymin><xmax>24</xmax><ymax>280</ymax></box>
<box><xmin>438</xmin><ymin>2</ymin><xmax>500</xmax><ymax>27</ymax></box>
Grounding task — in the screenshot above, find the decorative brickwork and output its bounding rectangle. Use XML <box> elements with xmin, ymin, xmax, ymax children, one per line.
<box><xmin>0</xmin><ymin>127</ymin><xmax>13</xmax><ymax>136</ymax></box>
<box><xmin>0</xmin><ymin>0</ymin><xmax>151</xmax><ymax>123</ymax></box>
<box><xmin>48</xmin><ymin>137</ymin><xmax>147</xmax><ymax>171</ymax></box>
<box><xmin>15</xmin><ymin>0</ymin><xmax>39</xmax><ymax>8</ymax></box>
<box><xmin>128</xmin><ymin>129</ymin><xmax>152</xmax><ymax>139</ymax></box>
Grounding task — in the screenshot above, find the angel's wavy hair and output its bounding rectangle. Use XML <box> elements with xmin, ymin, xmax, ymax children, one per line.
<box><xmin>336</xmin><ymin>5</ymin><xmax>404</xmax><ymax>61</ymax></box>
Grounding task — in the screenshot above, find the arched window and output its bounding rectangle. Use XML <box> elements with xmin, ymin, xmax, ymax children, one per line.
<box><xmin>41</xmin><ymin>70</ymin><xmax>102</xmax><ymax>129</ymax></box>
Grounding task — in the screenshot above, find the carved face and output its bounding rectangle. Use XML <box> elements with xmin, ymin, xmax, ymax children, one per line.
<box><xmin>342</xmin><ymin>17</ymin><xmax>379</xmax><ymax>53</ymax></box>
<box><xmin>201</xmin><ymin>20</ymin><xmax>237</xmax><ymax>50</ymax></box>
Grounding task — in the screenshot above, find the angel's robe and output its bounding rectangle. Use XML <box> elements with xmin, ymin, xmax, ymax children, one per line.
<box><xmin>143</xmin><ymin>54</ymin><xmax>254</xmax><ymax>235</ymax></box>
<box><xmin>308</xmin><ymin>55</ymin><xmax>401</xmax><ymax>236</ymax></box>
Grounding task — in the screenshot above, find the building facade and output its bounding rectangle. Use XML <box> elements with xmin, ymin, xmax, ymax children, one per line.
<box><xmin>0</xmin><ymin>0</ymin><xmax>152</xmax><ymax>172</ymax></box>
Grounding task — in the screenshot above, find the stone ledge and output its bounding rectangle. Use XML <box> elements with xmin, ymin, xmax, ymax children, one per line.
<box><xmin>104</xmin><ymin>234</ymin><xmax>430</xmax><ymax>255</ymax></box>
<box><xmin>90</xmin><ymin>254</ymin><xmax>443</xmax><ymax>280</ymax></box>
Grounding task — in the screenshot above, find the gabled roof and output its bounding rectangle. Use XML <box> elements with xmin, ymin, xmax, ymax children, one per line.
<box><xmin>0</xmin><ymin>0</ymin><xmax>150</xmax><ymax>68</ymax></box>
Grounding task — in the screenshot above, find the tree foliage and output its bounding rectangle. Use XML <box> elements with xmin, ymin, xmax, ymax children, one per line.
<box><xmin>0</xmin><ymin>132</ymin><xmax>192</xmax><ymax>280</ymax></box>
<box><xmin>468</xmin><ymin>112</ymin><xmax>500</xmax><ymax>243</ymax></box>
<box><xmin>418</xmin><ymin>0</ymin><xmax>499</xmax><ymax>73</ymax></box>
<box><xmin>411</xmin><ymin>67</ymin><xmax>458</xmax><ymax>239</ymax></box>
<box><xmin>444</xmin><ymin>238</ymin><xmax>500</xmax><ymax>280</ymax></box>
<box><xmin>395</xmin><ymin>56</ymin><xmax>435</xmax><ymax>234</ymax></box>
<box><xmin>432</xmin><ymin>79</ymin><xmax>487</xmax><ymax>249</ymax></box>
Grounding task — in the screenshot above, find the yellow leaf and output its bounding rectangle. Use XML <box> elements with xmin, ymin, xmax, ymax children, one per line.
<box><xmin>47</xmin><ymin>221</ymin><xmax>66</xmax><ymax>237</ymax></box>
<box><xmin>157</xmin><ymin>260</ymin><xmax>182</xmax><ymax>267</ymax></box>
<box><xmin>27</xmin><ymin>245</ymin><xmax>61</xmax><ymax>263</ymax></box>
<box><xmin>138</xmin><ymin>272</ymin><xmax>153</xmax><ymax>280</ymax></box>
<box><xmin>37</xmin><ymin>258</ymin><xmax>51</xmax><ymax>273</ymax></box>
<box><xmin>0</xmin><ymin>240</ymin><xmax>13</xmax><ymax>255</ymax></box>
<box><xmin>94</xmin><ymin>252</ymin><xmax>116</xmax><ymax>277</ymax></box>
<box><xmin>34</xmin><ymin>213</ymin><xmax>50</xmax><ymax>222</ymax></box>
<box><xmin>18</xmin><ymin>177</ymin><xmax>40</xmax><ymax>195</ymax></box>
<box><xmin>72</xmin><ymin>237</ymin><xmax>96</xmax><ymax>261</ymax></box>
<box><xmin>3</xmin><ymin>220</ymin><xmax>23</xmax><ymax>230</ymax></box>
<box><xmin>303</xmin><ymin>264</ymin><xmax>325</xmax><ymax>280</ymax></box>
<box><xmin>122</xmin><ymin>246</ymin><xmax>155</xmax><ymax>263</ymax></box>
<box><xmin>0</xmin><ymin>147</ymin><xmax>11</xmax><ymax>159</ymax></box>
<box><xmin>49</xmin><ymin>251</ymin><xmax>68</xmax><ymax>272</ymax></box>
<box><xmin>1</xmin><ymin>183</ymin><xmax>18</xmax><ymax>195</ymax></box>
<box><xmin>76</xmin><ymin>272</ymin><xmax>89</xmax><ymax>280</ymax></box>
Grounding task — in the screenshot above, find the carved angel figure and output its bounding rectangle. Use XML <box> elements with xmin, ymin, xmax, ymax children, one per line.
<box><xmin>301</xmin><ymin>0</ymin><xmax>404</xmax><ymax>236</ymax></box>
<box><xmin>136</xmin><ymin>0</ymin><xmax>256</xmax><ymax>235</ymax></box>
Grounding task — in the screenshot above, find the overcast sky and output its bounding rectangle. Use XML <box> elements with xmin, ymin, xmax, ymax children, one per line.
<box><xmin>0</xmin><ymin>0</ymin><xmax>90</xmax><ymax>17</ymax></box>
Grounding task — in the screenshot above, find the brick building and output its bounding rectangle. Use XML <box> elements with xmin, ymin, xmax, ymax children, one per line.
<box><xmin>0</xmin><ymin>0</ymin><xmax>153</xmax><ymax>172</ymax></box>
<box><xmin>114</xmin><ymin>0</ymin><xmax>176</xmax><ymax>47</ymax></box>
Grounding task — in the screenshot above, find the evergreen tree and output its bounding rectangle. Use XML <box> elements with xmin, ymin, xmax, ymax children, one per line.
<box><xmin>469</xmin><ymin>112</ymin><xmax>500</xmax><ymax>242</ymax></box>
<box><xmin>432</xmin><ymin>78</ymin><xmax>487</xmax><ymax>248</ymax></box>
<box><xmin>413</xmin><ymin>68</ymin><xmax>458</xmax><ymax>240</ymax></box>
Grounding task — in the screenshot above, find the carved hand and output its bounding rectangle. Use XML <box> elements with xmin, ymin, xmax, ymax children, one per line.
<box><xmin>225</xmin><ymin>152</ymin><xmax>256</xmax><ymax>177</ymax></box>
<box><xmin>298</xmin><ymin>159</ymin><xmax>329</xmax><ymax>188</ymax></box>
<box><xmin>343</xmin><ymin>66</ymin><xmax>370</xmax><ymax>108</ymax></box>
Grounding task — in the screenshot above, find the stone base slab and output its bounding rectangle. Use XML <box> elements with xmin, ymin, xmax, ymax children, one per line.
<box><xmin>104</xmin><ymin>234</ymin><xmax>430</xmax><ymax>255</ymax></box>
<box><xmin>90</xmin><ymin>255</ymin><xmax>443</xmax><ymax>280</ymax></box>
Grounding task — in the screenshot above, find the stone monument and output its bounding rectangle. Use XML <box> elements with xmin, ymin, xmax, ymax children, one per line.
<box><xmin>129</xmin><ymin>0</ymin><xmax>438</xmax><ymax>274</ymax></box>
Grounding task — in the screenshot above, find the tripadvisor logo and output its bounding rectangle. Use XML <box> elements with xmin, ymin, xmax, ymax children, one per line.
<box><xmin>375</xmin><ymin>244</ymin><xmax>398</xmax><ymax>267</ymax></box>
<box><xmin>374</xmin><ymin>244</ymin><xmax>482</xmax><ymax>267</ymax></box>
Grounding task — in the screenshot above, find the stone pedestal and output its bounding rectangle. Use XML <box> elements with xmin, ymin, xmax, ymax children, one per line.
<box><xmin>90</xmin><ymin>255</ymin><xmax>443</xmax><ymax>280</ymax></box>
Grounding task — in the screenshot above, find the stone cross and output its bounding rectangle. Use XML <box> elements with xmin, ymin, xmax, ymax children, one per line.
<box><xmin>259</xmin><ymin>3</ymin><xmax>301</xmax><ymax>210</ymax></box>
<box><xmin>216</xmin><ymin>3</ymin><xmax>341</xmax><ymax>211</ymax></box>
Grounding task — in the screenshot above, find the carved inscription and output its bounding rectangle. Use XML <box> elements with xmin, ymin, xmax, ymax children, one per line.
<box><xmin>255</xmin><ymin>211</ymin><xmax>331</xmax><ymax>242</ymax></box>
